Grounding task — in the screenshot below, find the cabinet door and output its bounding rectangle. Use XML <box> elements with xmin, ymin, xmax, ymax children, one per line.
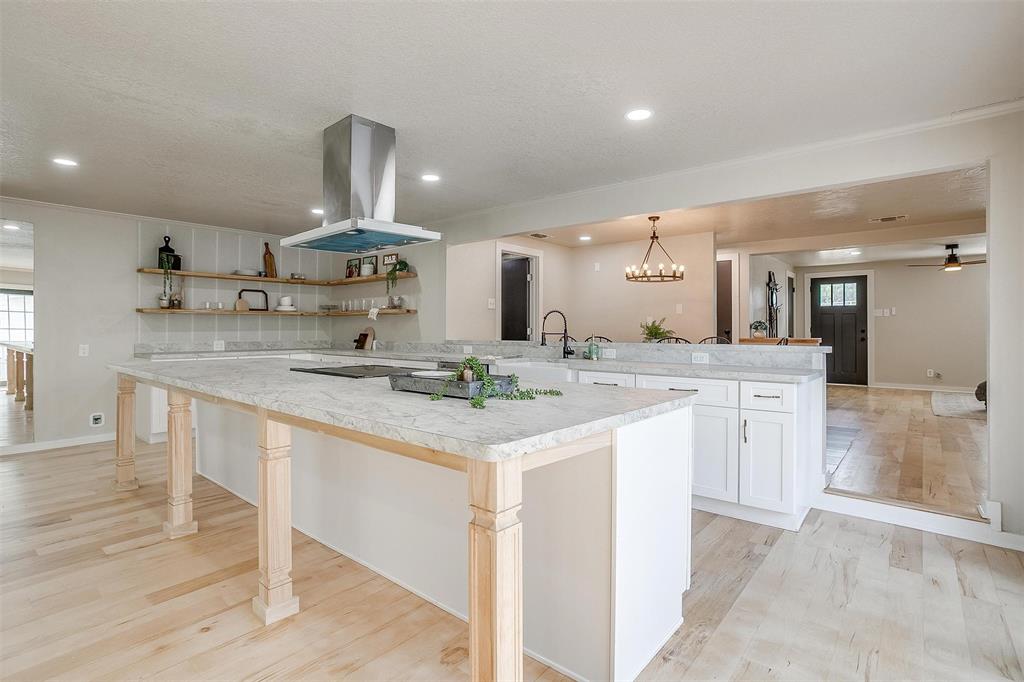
<box><xmin>578</xmin><ymin>370</ymin><xmax>635</xmax><ymax>387</ymax></box>
<box><xmin>692</xmin><ymin>405</ymin><xmax>739</xmax><ymax>502</ymax></box>
<box><xmin>739</xmin><ymin>409</ymin><xmax>795</xmax><ymax>513</ymax></box>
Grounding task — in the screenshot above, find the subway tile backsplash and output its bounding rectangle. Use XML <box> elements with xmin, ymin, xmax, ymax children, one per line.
<box><xmin>136</xmin><ymin>221</ymin><xmax>347</xmax><ymax>347</ymax></box>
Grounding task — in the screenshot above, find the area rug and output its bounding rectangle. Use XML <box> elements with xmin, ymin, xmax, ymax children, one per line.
<box><xmin>931</xmin><ymin>391</ymin><xmax>987</xmax><ymax>420</ymax></box>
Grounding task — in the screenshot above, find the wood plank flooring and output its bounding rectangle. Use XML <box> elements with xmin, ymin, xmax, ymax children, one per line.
<box><xmin>2</xmin><ymin>439</ymin><xmax>1022</xmax><ymax>681</ymax></box>
<box><xmin>0</xmin><ymin>391</ymin><xmax>33</xmax><ymax>447</ymax></box>
<box><xmin>826</xmin><ymin>385</ymin><xmax>988</xmax><ymax>521</ymax></box>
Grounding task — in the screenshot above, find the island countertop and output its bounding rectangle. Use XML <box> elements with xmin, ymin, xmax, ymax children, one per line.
<box><xmin>109</xmin><ymin>358</ymin><xmax>695</xmax><ymax>461</ymax></box>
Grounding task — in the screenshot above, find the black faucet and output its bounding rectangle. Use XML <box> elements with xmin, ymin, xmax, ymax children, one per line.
<box><xmin>540</xmin><ymin>309</ymin><xmax>575</xmax><ymax>359</ymax></box>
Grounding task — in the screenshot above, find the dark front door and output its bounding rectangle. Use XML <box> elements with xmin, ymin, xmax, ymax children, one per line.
<box><xmin>811</xmin><ymin>276</ymin><xmax>868</xmax><ymax>385</ymax></box>
<box><xmin>501</xmin><ymin>257</ymin><xmax>530</xmax><ymax>340</ymax></box>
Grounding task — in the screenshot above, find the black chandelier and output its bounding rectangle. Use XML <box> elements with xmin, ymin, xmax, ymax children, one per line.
<box><xmin>625</xmin><ymin>216</ymin><xmax>684</xmax><ymax>282</ymax></box>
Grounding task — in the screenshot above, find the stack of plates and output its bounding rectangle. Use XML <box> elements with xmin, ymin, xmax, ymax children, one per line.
<box><xmin>275</xmin><ymin>306</ymin><xmax>298</xmax><ymax>312</ymax></box>
<box><xmin>235</xmin><ymin>268</ymin><xmax>259</xmax><ymax>276</ymax></box>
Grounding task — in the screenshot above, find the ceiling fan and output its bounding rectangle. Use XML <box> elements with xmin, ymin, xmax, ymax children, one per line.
<box><xmin>907</xmin><ymin>243</ymin><xmax>985</xmax><ymax>272</ymax></box>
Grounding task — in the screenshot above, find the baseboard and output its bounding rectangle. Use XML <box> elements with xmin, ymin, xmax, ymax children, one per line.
<box><xmin>0</xmin><ymin>431</ymin><xmax>115</xmax><ymax>456</ymax></box>
<box><xmin>692</xmin><ymin>495</ymin><xmax>809</xmax><ymax>532</ymax></box>
<box><xmin>814</xmin><ymin>490</ymin><xmax>1024</xmax><ymax>551</ymax></box>
<box><xmin>868</xmin><ymin>382</ymin><xmax>976</xmax><ymax>393</ymax></box>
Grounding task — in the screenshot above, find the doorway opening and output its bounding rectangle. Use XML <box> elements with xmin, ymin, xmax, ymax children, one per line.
<box><xmin>0</xmin><ymin>218</ymin><xmax>35</xmax><ymax>447</ymax></box>
<box><xmin>495</xmin><ymin>242</ymin><xmax>542</xmax><ymax>342</ymax></box>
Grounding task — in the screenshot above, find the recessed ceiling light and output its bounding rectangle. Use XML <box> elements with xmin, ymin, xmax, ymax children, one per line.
<box><xmin>3</xmin><ymin>224</ymin><xmax>20</xmax><ymax>231</ymax></box>
<box><xmin>625</xmin><ymin>109</ymin><xmax>652</xmax><ymax>121</ymax></box>
<box><xmin>311</xmin><ymin>208</ymin><xmax>324</xmax><ymax>215</ymax></box>
<box><xmin>421</xmin><ymin>173</ymin><xmax>440</xmax><ymax>182</ymax></box>
<box><xmin>579</xmin><ymin>235</ymin><xmax>592</xmax><ymax>241</ymax></box>
<box><xmin>52</xmin><ymin>158</ymin><xmax>78</xmax><ymax>166</ymax></box>
<box><xmin>850</xmin><ymin>250</ymin><xmax>862</xmax><ymax>255</ymax></box>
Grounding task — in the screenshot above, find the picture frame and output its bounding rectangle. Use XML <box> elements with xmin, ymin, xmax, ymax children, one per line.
<box><xmin>345</xmin><ymin>258</ymin><xmax>360</xmax><ymax>279</ymax></box>
<box><xmin>361</xmin><ymin>255</ymin><xmax>378</xmax><ymax>276</ymax></box>
<box><xmin>381</xmin><ymin>253</ymin><xmax>399</xmax><ymax>267</ymax></box>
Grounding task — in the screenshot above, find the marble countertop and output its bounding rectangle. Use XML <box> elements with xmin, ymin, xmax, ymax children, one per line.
<box><xmin>109</xmin><ymin>358</ymin><xmax>695</xmax><ymax>461</ymax></box>
<box><xmin>557</xmin><ymin>359</ymin><xmax>823</xmax><ymax>383</ymax></box>
<box><xmin>133</xmin><ymin>348</ymin><xmax>514</xmax><ymax>364</ymax></box>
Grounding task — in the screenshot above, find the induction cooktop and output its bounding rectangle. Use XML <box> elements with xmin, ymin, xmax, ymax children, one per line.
<box><xmin>289</xmin><ymin>365</ymin><xmax>418</xmax><ymax>379</ymax></box>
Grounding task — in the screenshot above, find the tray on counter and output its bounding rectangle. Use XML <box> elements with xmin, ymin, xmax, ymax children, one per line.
<box><xmin>389</xmin><ymin>372</ymin><xmax>515</xmax><ymax>399</ymax></box>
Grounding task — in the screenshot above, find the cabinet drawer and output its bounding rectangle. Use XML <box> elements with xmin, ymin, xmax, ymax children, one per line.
<box><xmin>578</xmin><ymin>370</ymin><xmax>635</xmax><ymax>388</ymax></box>
<box><xmin>635</xmin><ymin>374</ymin><xmax>738</xmax><ymax>407</ymax></box>
<box><xmin>740</xmin><ymin>382</ymin><xmax>795</xmax><ymax>413</ymax></box>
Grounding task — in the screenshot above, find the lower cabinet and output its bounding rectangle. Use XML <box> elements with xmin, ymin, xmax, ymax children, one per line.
<box><xmin>738</xmin><ymin>409</ymin><xmax>795</xmax><ymax>513</ymax></box>
<box><xmin>577</xmin><ymin>370</ymin><xmax>636</xmax><ymax>387</ymax></box>
<box><xmin>692</xmin><ymin>405</ymin><xmax>739</xmax><ymax>502</ymax></box>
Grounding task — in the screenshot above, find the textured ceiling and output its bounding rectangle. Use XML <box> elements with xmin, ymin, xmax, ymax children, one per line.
<box><xmin>780</xmin><ymin>234</ymin><xmax>987</xmax><ymax>268</ymax></box>
<box><xmin>1</xmin><ymin>2</ymin><xmax>1021</xmax><ymax>236</ymax></box>
<box><xmin>532</xmin><ymin>165</ymin><xmax>989</xmax><ymax>247</ymax></box>
<box><xmin>0</xmin><ymin>220</ymin><xmax>34</xmax><ymax>270</ymax></box>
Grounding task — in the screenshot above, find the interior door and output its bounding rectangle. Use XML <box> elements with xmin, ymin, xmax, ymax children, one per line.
<box><xmin>811</xmin><ymin>276</ymin><xmax>868</xmax><ymax>385</ymax></box>
<box><xmin>716</xmin><ymin>260</ymin><xmax>733</xmax><ymax>341</ymax></box>
<box><xmin>501</xmin><ymin>257</ymin><xmax>530</xmax><ymax>340</ymax></box>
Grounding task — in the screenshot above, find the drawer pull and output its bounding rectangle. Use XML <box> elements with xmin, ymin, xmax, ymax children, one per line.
<box><xmin>753</xmin><ymin>393</ymin><xmax>781</xmax><ymax>400</ymax></box>
<box><xmin>593</xmin><ymin>381</ymin><xmax>618</xmax><ymax>386</ymax></box>
<box><xmin>743</xmin><ymin>418</ymin><xmax>748</xmax><ymax>443</ymax></box>
<box><xmin>668</xmin><ymin>387</ymin><xmax>692</xmax><ymax>391</ymax></box>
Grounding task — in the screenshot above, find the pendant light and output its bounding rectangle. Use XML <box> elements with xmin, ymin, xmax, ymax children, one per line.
<box><xmin>625</xmin><ymin>216</ymin><xmax>684</xmax><ymax>282</ymax></box>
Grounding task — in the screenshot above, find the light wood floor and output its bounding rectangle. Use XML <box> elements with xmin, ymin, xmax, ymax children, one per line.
<box><xmin>826</xmin><ymin>385</ymin><xmax>988</xmax><ymax>521</ymax></box>
<box><xmin>2</xmin><ymin>440</ymin><xmax>1022</xmax><ymax>681</ymax></box>
<box><xmin>0</xmin><ymin>391</ymin><xmax>33</xmax><ymax>447</ymax></box>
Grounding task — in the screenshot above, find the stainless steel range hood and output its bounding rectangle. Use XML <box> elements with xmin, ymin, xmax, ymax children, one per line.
<box><xmin>281</xmin><ymin>115</ymin><xmax>441</xmax><ymax>255</ymax></box>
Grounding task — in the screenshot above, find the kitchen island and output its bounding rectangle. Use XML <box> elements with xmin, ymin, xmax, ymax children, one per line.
<box><xmin>108</xmin><ymin>358</ymin><xmax>696</xmax><ymax>682</ymax></box>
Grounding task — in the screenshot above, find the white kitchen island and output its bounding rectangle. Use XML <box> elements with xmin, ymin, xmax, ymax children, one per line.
<box><xmin>108</xmin><ymin>358</ymin><xmax>695</xmax><ymax>682</ymax></box>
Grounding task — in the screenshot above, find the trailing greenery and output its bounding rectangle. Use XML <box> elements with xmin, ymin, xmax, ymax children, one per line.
<box><xmin>640</xmin><ymin>317</ymin><xmax>674</xmax><ymax>341</ymax></box>
<box><xmin>385</xmin><ymin>259</ymin><xmax>410</xmax><ymax>294</ymax></box>
<box><xmin>429</xmin><ymin>357</ymin><xmax>563</xmax><ymax>409</ymax></box>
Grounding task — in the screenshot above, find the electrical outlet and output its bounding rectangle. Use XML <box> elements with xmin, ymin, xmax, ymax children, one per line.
<box><xmin>594</xmin><ymin>262</ymin><xmax>601</xmax><ymax>272</ymax></box>
<box><xmin>602</xmin><ymin>348</ymin><xmax>617</xmax><ymax>359</ymax></box>
<box><xmin>692</xmin><ymin>352</ymin><xmax>710</xmax><ymax>364</ymax></box>
<box><xmin>78</xmin><ymin>344</ymin><xmax>89</xmax><ymax>357</ymax></box>
<box><xmin>487</xmin><ymin>298</ymin><xmax>496</xmax><ymax>310</ymax></box>
<box><xmin>90</xmin><ymin>412</ymin><xmax>105</xmax><ymax>427</ymax></box>
<box><xmin>462</xmin><ymin>345</ymin><xmax>473</xmax><ymax>354</ymax></box>
<box><xmin>890</xmin><ymin>307</ymin><xmax>896</xmax><ymax>316</ymax></box>
<box><xmin>926</xmin><ymin>369</ymin><xmax>935</xmax><ymax>378</ymax></box>
<box><xmin>213</xmin><ymin>339</ymin><xmax>225</xmax><ymax>351</ymax></box>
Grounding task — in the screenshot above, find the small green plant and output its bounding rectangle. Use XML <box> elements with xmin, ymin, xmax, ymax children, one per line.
<box><xmin>640</xmin><ymin>317</ymin><xmax>674</xmax><ymax>341</ymax></box>
<box><xmin>429</xmin><ymin>358</ymin><xmax>563</xmax><ymax>409</ymax></box>
<box><xmin>385</xmin><ymin>259</ymin><xmax>410</xmax><ymax>294</ymax></box>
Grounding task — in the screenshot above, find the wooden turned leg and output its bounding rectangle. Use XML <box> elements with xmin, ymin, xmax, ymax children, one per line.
<box><xmin>114</xmin><ymin>374</ymin><xmax>139</xmax><ymax>491</ymax></box>
<box><xmin>252</xmin><ymin>409</ymin><xmax>299</xmax><ymax>625</ymax></box>
<box><xmin>468</xmin><ymin>459</ymin><xmax>524</xmax><ymax>682</ymax></box>
<box><xmin>164</xmin><ymin>390</ymin><xmax>198</xmax><ymax>538</ymax></box>
<box><xmin>24</xmin><ymin>354</ymin><xmax>33</xmax><ymax>411</ymax></box>
<box><xmin>14</xmin><ymin>351</ymin><xmax>25</xmax><ymax>402</ymax></box>
<box><xmin>5</xmin><ymin>349</ymin><xmax>14</xmax><ymax>395</ymax></box>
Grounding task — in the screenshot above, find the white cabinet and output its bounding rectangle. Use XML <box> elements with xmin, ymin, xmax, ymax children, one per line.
<box><xmin>692</xmin><ymin>405</ymin><xmax>739</xmax><ymax>502</ymax></box>
<box><xmin>739</xmin><ymin>409</ymin><xmax>795</xmax><ymax>513</ymax></box>
<box><xmin>740</xmin><ymin>382</ymin><xmax>795</xmax><ymax>413</ymax></box>
<box><xmin>578</xmin><ymin>370</ymin><xmax>636</xmax><ymax>387</ymax></box>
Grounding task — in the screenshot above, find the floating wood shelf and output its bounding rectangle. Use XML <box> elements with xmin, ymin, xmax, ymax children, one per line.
<box><xmin>135</xmin><ymin>308</ymin><xmax>416</xmax><ymax>317</ymax></box>
<box><xmin>137</xmin><ymin>268</ymin><xmax>416</xmax><ymax>287</ymax></box>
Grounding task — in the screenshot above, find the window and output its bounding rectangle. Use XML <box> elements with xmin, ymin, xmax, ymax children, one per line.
<box><xmin>0</xmin><ymin>290</ymin><xmax>33</xmax><ymax>384</ymax></box>
<box><xmin>819</xmin><ymin>281</ymin><xmax>857</xmax><ymax>307</ymax></box>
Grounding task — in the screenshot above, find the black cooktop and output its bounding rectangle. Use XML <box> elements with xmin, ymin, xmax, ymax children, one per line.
<box><xmin>290</xmin><ymin>364</ymin><xmax>418</xmax><ymax>379</ymax></box>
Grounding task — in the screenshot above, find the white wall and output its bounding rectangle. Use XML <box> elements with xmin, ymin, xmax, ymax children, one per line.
<box><xmin>428</xmin><ymin>108</ymin><xmax>1024</xmax><ymax>534</ymax></box>
<box><xmin>446</xmin><ymin>232</ymin><xmax>716</xmax><ymax>343</ymax></box>
<box><xmin>795</xmin><ymin>259</ymin><xmax>987</xmax><ymax>389</ymax></box>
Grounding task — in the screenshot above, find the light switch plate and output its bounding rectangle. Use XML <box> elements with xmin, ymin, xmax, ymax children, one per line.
<box><xmin>675</xmin><ymin>303</ymin><xmax>683</xmax><ymax>314</ymax></box>
<box><xmin>890</xmin><ymin>307</ymin><xmax>896</xmax><ymax>316</ymax></box>
<box><xmin>213</xmin><ymin>340</ymin><xmax>225</xmax><ymax>351</ymax></box>
<box><xmin>602</xmin><ymin>348</ymin><xmax>617</xmax><ymax>359</ymax></box>
<box><xmin>462</xmin><ymin>345</ymin><xmax>473</xmax><ymax>354</ymax></box>
<box><xmin>692</xmin><ymin>352</ymin><xmax>710</xmax><ymax>364</ymax></box>
<box><xmin>78</xmin><ymin>344</ymin><xmax>89</xmax><ymax>357</ymax></box>
<box><xmin>594</xmin><ymin>262</ymin><xmax>601</xmax><ymax>272</ymax></box>
<box><xmin>487</xmin><ymin>298</ymin><xmax>496</xmax><ymax>310</ymax></box>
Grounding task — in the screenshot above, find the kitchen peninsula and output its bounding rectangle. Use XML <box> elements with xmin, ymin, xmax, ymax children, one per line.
<box><xmin>108</xmin><ymin>357</ymin><xmax>696</xmax><ymax>681</ymax></box>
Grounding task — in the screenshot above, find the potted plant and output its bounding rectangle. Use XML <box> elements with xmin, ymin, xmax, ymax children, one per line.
<box><xmin>385</xmin><ymin>258</ymin><xmax>409</xmax><ymax>307</ymax></box>
<box><xmin>160</xmin><ymin>255</ymin><xmax>173</xmax><ymax>308</ymax></box>
<box><xmin>640</xmin><ymin>317</ymin><xmax>674</xmax><ymax>342</ymax></box>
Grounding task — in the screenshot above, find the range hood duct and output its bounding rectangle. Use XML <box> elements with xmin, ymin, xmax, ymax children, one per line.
<box><xmin>281</xmin><ymin>114</ymin><xmax>441</xmax><ymax>255</ymax></box>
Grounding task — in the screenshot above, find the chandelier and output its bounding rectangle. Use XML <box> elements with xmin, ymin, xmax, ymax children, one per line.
<box><xmin>625</xmin><ymin>216</ymin><xmax>684</xmax><ymax>282</ymax></box>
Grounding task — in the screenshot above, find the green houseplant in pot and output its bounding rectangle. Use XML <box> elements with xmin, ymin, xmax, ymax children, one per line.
<box><xmin>640</xmin><ymin>317</ymin><xmax>674</xmax><ymax>342</ymax></box>
<box><xmin>385</xmin><ymin>259</ymin><xmax>409</xmax><ymax>308</ymax></box>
